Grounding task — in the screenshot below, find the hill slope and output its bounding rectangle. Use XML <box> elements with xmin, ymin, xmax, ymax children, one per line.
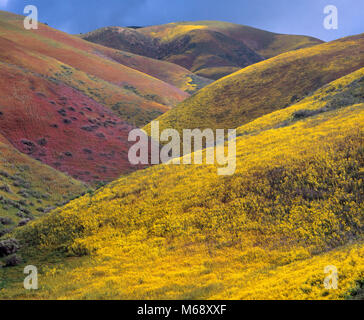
<box><xmin>0</xmin><ymin>132</ymin><xmax>86</xmax><ymax>237</ymax></box>
<box><xmin>0</xmin><ymin>10</ymin><xmax>205</xmax><ymax>183</ymax></box>
<box><xmin>0</xmin><ymin>61</ymin><xmax>147</xmax><ymax>183</ymax></box>
<box><xmin>82</xmin><ymin>21</ymin><xmax>323</xmax><ymax>80</ymax></box>
<box><xmin>0</xmin><ymin>10</ymin><xmax>189</xmax><ymax>125</ymax></box>
<box><xmin>145</xmin><ymin>34</ymin><xmax>364</xmax><ymax>136</ymax></box>
<box><xmin>1</xmin><ymin>69</ymin><xmax>363</xmax><ymax>299</ymax></box>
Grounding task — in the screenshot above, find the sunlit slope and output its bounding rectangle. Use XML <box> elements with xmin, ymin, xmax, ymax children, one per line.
<box><xmin>236</xmin><ymin>67</ymin><xmax>364</xmax><ymax>136</ymax></box>
<box><xmin>146</xmin><ymin>34</ymin><xmax>364</xmax><ymax>135</ymax></box>
<box><xmin>167</xmin><ymin>21</ymin><xmax>324</xmax><ymax>58</ymax></box>
<box><xmin>83</xmin><ymin>21</ymin><xmax>322</xmax><ymax>80</ymax></box>
<box><xmin>0</xmin><ymin>132</ymin><xmax>86</xmax><ymax>236</ymax></box>
<box><xmin>3</xmin><ymin>70</ymin><xmax>363</xmax><ymax>299</ymax></box>
<box><xmin>0</xmin><ymin>10</ymin><xmax>188</xmax><ymax>126</ymax></box>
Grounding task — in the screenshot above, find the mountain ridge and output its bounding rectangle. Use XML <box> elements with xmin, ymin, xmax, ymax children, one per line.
<box><xmin>82</xmin><ymin>20</ymin><xmax>324</xmax><ymax>80</ymax></box>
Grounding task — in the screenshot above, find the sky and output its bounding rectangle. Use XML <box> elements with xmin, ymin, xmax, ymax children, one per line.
<box><xmin>0</xmin><ymin>0</ymin><xmax>363</xmax><ymax>41</ymax></box>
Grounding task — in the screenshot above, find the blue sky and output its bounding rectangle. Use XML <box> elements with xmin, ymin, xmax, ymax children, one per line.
<box><xmin>0</xmin><ymin>0</ymin><xmax>363</xmax><ymax>41</ymax></box>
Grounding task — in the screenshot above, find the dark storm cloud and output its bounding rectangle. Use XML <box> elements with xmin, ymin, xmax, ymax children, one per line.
<box><xmin>3</xmin><ymin>0</ymin><xmax>364</xmax><ymax>40</ymax></box>
<box><xmin>4</xmin><ymin>0</ymin><xmax>150</xmax><ymax>33</ymax></box>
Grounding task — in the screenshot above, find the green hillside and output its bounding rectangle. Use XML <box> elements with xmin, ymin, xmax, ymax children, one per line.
<box><xmin>0</xmin><ymin>133</ymin><xmax>87</xmax><ymax>237</ymax></box>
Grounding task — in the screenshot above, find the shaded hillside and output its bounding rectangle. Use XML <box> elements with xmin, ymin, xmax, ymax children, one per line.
<box><xmin>145</xmin><ymin>34</ymin><xmax>364</xmax><ymax>136</ymax></box>
<box><xmin>82</xmin><ymin>21</ymin><xmax>323</xmax><ymax>80</ymax></box>
<box><xmin>0</xmin><ymin>132</ymin><xmax>86</xmax><ymax>236</ymax></box>
<box><xmin>1</xmin><ymin>69</ymin><xmax>363</xmax><ymax>299</ymax></box>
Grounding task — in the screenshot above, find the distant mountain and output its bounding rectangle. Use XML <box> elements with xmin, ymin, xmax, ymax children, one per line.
<box><xmin>82</xmin><ymin>21</ymin><xmax>323</xmax><ymax>80</ymax></box>
<box><xmin>145</xmin><ymin>33</ymin><xmax>364</xmax><ymax>136</ymax></box>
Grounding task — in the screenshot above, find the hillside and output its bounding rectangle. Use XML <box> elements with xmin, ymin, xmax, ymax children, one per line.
<box><xmin>82</xmin><ymin>21</ymin><xmax>323</xmax><ymax>80</ymax></box>
<box><xmin>0</xmin><ymin>132</ymin><xmax>86</xmax><ymax>238</ymax></box>
<box><xmin>0</xmin><ymin>10</ymin><xmax>209</xmax><ymax>184</ymax></box>
<box><xmin>1</xmin><ymin>68</ymin><xmax>362</xmax><ymax>299</ymax></box>
<box><xmin>0</xmin><ymin>11</ymin><xmax>189</xmax><ymax>125</ymax></box>
<box><xmin>0</xmin><ymin>61</ymin><xmax>149</xmax><ymax>183</ymax></box>
<box><xmin>145</xmin><ymin>33</ymin><xmax>364</xmax><ymax>136</ymax></box>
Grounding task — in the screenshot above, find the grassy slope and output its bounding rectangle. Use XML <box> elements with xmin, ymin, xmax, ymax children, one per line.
<box><xmin>0</xmin><ymin>132</ymin><xmax>86</xmax><ymax>236</ymax></box>
<box><xmin>1</xmin><ymin>69</ymin><xmax>362</xmax><ymax>299</ymax></box>
<box><xmin>145</xmin><ymin>34</ymin><xmax>364</xmax><ymax>136</ymax></box>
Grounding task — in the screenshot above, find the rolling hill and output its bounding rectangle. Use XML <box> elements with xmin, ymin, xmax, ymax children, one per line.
<box><xmin>1</xmin><ymin>68</ymin><xmax>362</xmax><ymax>299</ymax></box>
<box><xmin>82</xmin><ymin>21</ymin><xmax>323</xmax><ymax>80</ymax></box>
<box><xmin>0</xmin><ymin>10</ymin><xmax>211</xmax><ymax>184</ymax></box>
<box><xmin>0</xmin><ymin>10</ymin><xmax>190</xmax><ymax>125</ymax></box>
<box><xmin>145</xmin><ymin>33</ymin><xmax>364</xmax><ymax>136</ymax></box>
<box><xmin>0</xmin><ymin>9</ymin><xmax>362</xmax><ymax>301</ymax></box>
